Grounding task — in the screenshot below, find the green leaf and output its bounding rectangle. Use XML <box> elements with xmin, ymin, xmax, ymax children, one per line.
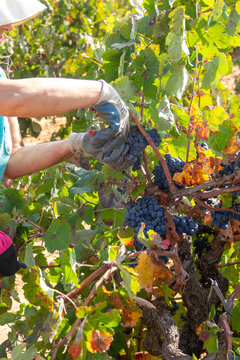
<box><xmin>0</xmin><ymin>312</ymin><xmax>20</xmax><ymax>326</ymax></box>
<box><xmin>112</xmin><ymin>76</ymin><xmax>137</xmax><ymax>103</ymax></box>
<box><xmin>24</xmin><ymin>242</ymin><xmax>36</xmax><ymax>268</ymax></box>
<box><xmin>202</xmin><ymin>53</ymin><xmax>229</xmax><ymax>89</ymax></box>
<box><xmin>70</xmin><ymin>229</ymin><xmax>96</xmax><ymax>246</ymax></box>
<box><xmin>164</xmin><ymin>133</ymin><xmax>196</xmax><ymax>162</ymax></box>
<box><xmin>44</xmin><ymin>220</ymin><xmax>70</xmax><ymax>252</ymax></box>
<box><xmin>208</xmin><ymin>305</ymin><xmax>216</xmax><ymax>321</ymax></box>
<box><xmin>208</xmin><ymin>121</ymin><xmax>234</xmax><ymax>154</ymax></box>
<box><xmin>232</xmin><ymin>301</ymin><xmax>240</xmax><ymax>333</ymax></box>
<box><xmin>60</xmin><ymin>248</ymin><xmax>79</xmax><ymax>287</ymax></box>
<box><xmin>226</xmin><ymin>8</ymin><xmax>240</xmax><ymax>36</ymax></box>
<box><xmin>204</xmin><ymin>335</ymin><xmax>218</xmax><ymax>353</ymax></box>
<box><xmin>212</xmin><ymin>0</ymin><xmax>224</xmax><ymax>21</ymax></box>
<box><xmin>166</xmin><ymin>7</ymin><xmax>189</xmax><ymax>63</ymax></box>
<box><xmin>165</xmin><ymin>63</ymin><xmax>188</xmax><ymax>99</ymax></box>
<box><xmin>12</xmin><ymin>344</ymin><xmax>36</xmax><ymax>360</ymax></box>
<box><xmin>150</xmin><ymin>95</ymin><xmax>175</xmax><ymax>130</ymax></box>
<box><xmin>88</xmin><ymin>309</ymin><xmax>121</xmax><ymax>328</ymax></box>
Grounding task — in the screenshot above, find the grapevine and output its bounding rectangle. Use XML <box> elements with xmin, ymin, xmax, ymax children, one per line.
<box><xmin>0</xmin><ymin>1</ymin><xmax>240</xmax><ymax>360</ymax></box>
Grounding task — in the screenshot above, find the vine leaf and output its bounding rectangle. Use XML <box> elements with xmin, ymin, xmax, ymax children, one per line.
<box><xmin>166</xmin><ymin>6</ymin><xmax>189</xmax><ymax>63</ymax></box>
<box><xmin>173</xmin><ymin>146</ymin><xmax>220</xmax><ymax>186</ymax></box>
<box><xmin>164</xmin><ymin>63</ymin><xmax>188</xmax><ymax>99</ymax></box>
<box><xmin>150</xmin><ymin>95</ymin><xmax>175</xmax><ymax>131</ymax></box>
<box><xmin>24</xmin><ymin>242</ymin><xmax>36</xmax><ymax>268</ymax></box>
<box><xmin>87</xmin><ymin>330</ymin><xmax>114</xmax><ymax>354</ymax></box>
<box><xmin>113</xmin><ymin>295</ymin><xmax>142</xmax><ymax>327</ymax></box>
<box><xmin>134</xmin><ymin>252</ymin><xmax>173</xmax><ymax>293</ymax></box>
<box><xmin>68</xmin><ymin>343</ymin><xmax>82</xmax><ymax>360</ymax></box>
<box><xmin>118</xmin><ymin>228</ymin><xmax>134</xmax><ymax>246</ymax></box>
<box><xmin>223</xmin><ymin>135</ymin><xmax>240</xmax><ymax>155</ymax></box>
<box><xmin>44</xmin><ymin>220</ymin><xmax>70</xmax><ymax>252</ymax></box>
<box><xmin>119</xmin><ymin>265</ymin><xmax>140</xmax><ymax>299</ymax></box>
<box><xmin>232</xmin><ymin>301</ymin><xmax>240</xmax><ymax>333</ymax></box>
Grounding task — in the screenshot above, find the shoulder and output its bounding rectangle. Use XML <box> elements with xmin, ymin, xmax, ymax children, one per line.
<box><xmin>0</xmin><ymin>67</ymin><xmax>7</xmax><ymax>79</ymax></box>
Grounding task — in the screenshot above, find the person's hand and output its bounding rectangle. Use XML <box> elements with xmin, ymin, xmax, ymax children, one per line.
<box><xmin>68</xmin><ymin>80</ymin><xmax>132</xmax><ymax>170</ymax></box>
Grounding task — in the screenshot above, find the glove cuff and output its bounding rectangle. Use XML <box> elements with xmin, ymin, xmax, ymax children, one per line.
<box><xmin>68</xmin><ymin>132</ymin><xmax>85</xmax><ymax>155</ymax></box>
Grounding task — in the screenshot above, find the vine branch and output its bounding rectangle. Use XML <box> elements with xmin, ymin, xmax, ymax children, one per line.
<box><xmin>129</xmin><ymin>109</ymin><xmax>176</xmax><ymax>192</ymax></box>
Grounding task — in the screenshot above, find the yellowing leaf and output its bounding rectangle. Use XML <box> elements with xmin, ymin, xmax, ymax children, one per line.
<box><xmin>118</xmin><ymin>228</ymin><xmax>134</xmax><ymax>246</ymax></box>
<box><xmin>173</xmin><ymin>146</ymin><xmax>221</xmax><ymax>186</ymax></box>
<box><xmin>135</xmin><ymin>252</ymin><xmax>173</xmax><ymax>293</ymax></box>
<box><xmin>88</xmin><ymin>330</ymin><xmax>114</xmax><ymax>353</ymax></box>
<box><xmin>173</xmin><ymin>163</ymin><xmax>210</xmax><ymax>186</ymax></box>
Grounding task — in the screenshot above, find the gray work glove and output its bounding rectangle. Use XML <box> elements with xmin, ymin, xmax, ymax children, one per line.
<box><xmin>68</xmin><ymin>80</ymin><xmax>132</xmax><ymax>170</ymax></box>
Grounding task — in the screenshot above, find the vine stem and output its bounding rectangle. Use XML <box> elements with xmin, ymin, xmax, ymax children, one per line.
<box><xmin>216</xmin><ymin>261</ymin><xmax>240</xmax><ymax>268</ymax></box>
<box><xmin>15</xmin><ymin>215</ymin><xmax>45</xmax><ymax>234</ymax></box>
<box><xmin>228</xmin><ymin>283</ymin><xmax>240</xmax><ymax>309</ymax></box>
<box><xmin>172</xmin><ymin>167</ymin><xmax>240</xmax><ymax>200</ymax></box>
<box><xmin>66</xmin><ymin>261</ymin><xmax>113</xmax><ymax>299</ymax></box>
<box><xmin>51</xmin><ymin>266</ymin><xmax>117</xmax><ymax>360</ymax></box>
<box><xmin>197</xmin><ymin>185</ymin><xmax>240</xmax><ymax>200</ymax></box>
<box><xmin>129</xmin><ymin>109</ymin><xmax>176</xmax><ymax>192</ymax></box>
<box><xmin>219</xmin><ymin>314</ymin><xmax>233</xmax><ymax>360</ymax></box>
<box><xmin>186</xmin><ymin>45</ymin><xmax>198</xmax><ymax>164</ymax></box>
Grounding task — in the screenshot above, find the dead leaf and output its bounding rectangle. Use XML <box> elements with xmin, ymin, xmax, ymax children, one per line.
<box><xmin>88</xmin><ymin>330</ymin><xmax>113</xmax><ymax>353</ymax></box>
<box><xmin>68</xmin><ymin>343</ymin><xmax>82</xmax><ymax>359</ymax></box>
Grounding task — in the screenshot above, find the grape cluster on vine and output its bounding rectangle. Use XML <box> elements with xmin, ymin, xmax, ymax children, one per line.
<box><xmin>173</xmin><ymin>215</ymin><xmax>199</xmax><ymax>236</ymax></box>
<box><xmin>210</xmin><ymin>203</ymin><xmax>240</xmax><ymax>229</ymax></box>
<box><xmin>153</xmin><ymin>153</ymin><xmax>185</xmax><ymax>191</ymax></box>
<box><xmin>125</xmin><ymin>195</ymin><xmax>166</xmax><ymax>238</ymax></box>
<box><xmin>126</xmin><ymin>125</ymin><xmax>161</xmax><ymax>171</ymax></box>
<box><xmin>193</xmin><ymin>225</ymin><xmax>214</xmax><ymax>257</ymax></box>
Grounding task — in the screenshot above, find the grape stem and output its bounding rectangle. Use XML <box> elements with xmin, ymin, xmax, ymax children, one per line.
<box><xmin>216</xmin><ymin>261</ymin><xmax>240</xmax><ymax>268</ymax></box>
<box><xmin>143</xmin><ymin>149</ymin><xmax>153</xmax><ymax>186</ymax></box>
<box><xmin>129</xmin><ymin>109</ymin><xmax>176</xmax><ymax>192</ymax></box>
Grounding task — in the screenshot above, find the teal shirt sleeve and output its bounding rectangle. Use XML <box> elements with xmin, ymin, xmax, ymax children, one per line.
<box><xmin>0</xmin><ymin>68</ymin><xmax>12</xmax><ymax>182</ymax></box>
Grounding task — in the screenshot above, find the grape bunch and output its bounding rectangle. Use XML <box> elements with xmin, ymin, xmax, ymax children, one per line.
<box><xmin>170</xmin><ymin>300</ymin><xmax>179</xmax><ymax>315</ymax></box>
<box><xmin>193</xmin><ymin>235</ymin><xmax>211</xmax><ymax>257</ymax></box>
<box><xmin>126</xmin><ymin>125</ymin><xmax>161</xmax><ymax>171</ymax></box>
<box><xmin>173</xmin><ymin>215</ymin><xmax>199</xmax><ymax>236</ymax></box>
<box><xmin>218</xmin><ymin>156</ymin><xmax>240</xmax><ymax>177</ymax></box>
<box><xmin>218</xmin><ymin>156</ymin><xmax>240</xmax><ymax>196</ymax></box>
<box><xmin>125</xmin><ymin>195</ymin><xmax>166</xmax><ymax>238</ymax></box>
<box><xmin>153</xmin><ymin>153</ymin><xmax>185</xmax><ymax>191</ymax></box>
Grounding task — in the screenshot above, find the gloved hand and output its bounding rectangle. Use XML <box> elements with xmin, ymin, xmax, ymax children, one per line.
<box><xmin>68</xmin><ymin>80</ymin><xmax>132</xmax><ymax>170</ymax></box>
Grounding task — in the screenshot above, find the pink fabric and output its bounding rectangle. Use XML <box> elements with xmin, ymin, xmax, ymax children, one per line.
<box><xmin>0</xmin><ymin>231</ymin><xmax>13</xmax><ymax>254</ymax></box>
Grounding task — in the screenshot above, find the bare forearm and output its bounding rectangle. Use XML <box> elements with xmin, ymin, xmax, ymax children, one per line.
<box><xmin>5</xmin><ymin>139</ymin><xmax>72</xmax><ymax>179</ymax></box>
<box><xmin>0</xmin><ymin>78</ymin><xmax>102</xmax><ymax>117</ymax></box>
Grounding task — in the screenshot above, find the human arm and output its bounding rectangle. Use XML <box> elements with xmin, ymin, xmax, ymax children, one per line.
<box><xmin>0</xmin><ymin>78</ymin><xmax>102</xmax><ymax>117</ymax></box>
<box><xmin>4</xmin><ymin>80</ymin><xmax>131</xmax><ymax>177</ymax></box>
